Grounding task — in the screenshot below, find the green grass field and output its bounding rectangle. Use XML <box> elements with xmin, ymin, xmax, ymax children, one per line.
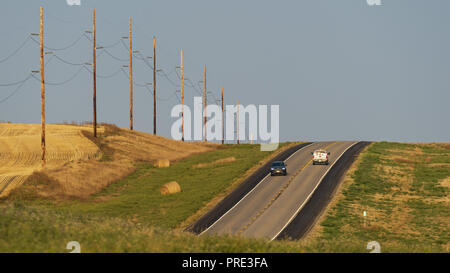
<box><xmin>307</xmin><ymin>142</ymin><xmax>449</xmax><ymax>252</ymax></box>
<box><xmin>0</xmin><ymin>143</ymin><xmax>298</xmax><ymax>252</ymax></box>
<box><xmin>42</xmin><ymin>143</ymin><xmax>290</xmax><ymax>229</ymax></box>
<box><xmin>0</xmin><ymin>142</ymin><xmax>448</xmax><ymax>253</ymax></box>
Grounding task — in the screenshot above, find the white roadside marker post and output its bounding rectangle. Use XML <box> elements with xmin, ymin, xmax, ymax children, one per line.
<box><xmin>363</xmin><ymin>210</ymin><xmax>367</xmax><ymax>227</ymax></box>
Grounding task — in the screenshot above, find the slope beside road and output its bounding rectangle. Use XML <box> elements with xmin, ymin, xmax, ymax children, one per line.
<box><xmin>0</xmin><ymin>123</ymin><xmax>216</xmax><ymax>199</ymax></box>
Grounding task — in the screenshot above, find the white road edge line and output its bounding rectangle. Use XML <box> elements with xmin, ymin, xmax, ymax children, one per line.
<box><xmin>269</xmin><ymin>141</ymin><xmax>359</xmax><ymax>241</ymax></box>
<box><xmin>200</xmin><ymin>142</ymin><xmax>315</xmax><ymax>236</ymax></box>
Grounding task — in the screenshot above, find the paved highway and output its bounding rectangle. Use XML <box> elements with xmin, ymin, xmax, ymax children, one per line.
<box><xmin>201</xmin><ymin>141</ymin><xmax>357</xmax><ymax>240</ymax></box>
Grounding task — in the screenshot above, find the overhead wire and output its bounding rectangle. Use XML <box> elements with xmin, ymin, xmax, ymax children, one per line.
<box><xmin>99</xmin><ymin>40</ymin><xmax>122</xmax><ymax>49</ymax></box>
<box><xmin>31</xmin><ymin>66</ymin><xmax>86</xmax><ymax>86</ymax></box>
<box><xmin>0</xmin><ymin>22</ymin><xmax>223</xmax><ymax>111</ymax></box>
<box><xmin>142</xmin><ymin>85</ymin><xmax>177</xmax><ymax>101</ymax></box>
<box><xmin>0</xmin><ymin>36</ymin><xmax>32</xmax><ymax>64</ymax></box>
<box><xmin>120</xmin><ymin>67</ymin><xmax>149</xmax><ymax>88</ymax></box>
<box><xmin>0</xmin><ymin>74</ymin><xmax>34</xmax><ymax>87</ymax></box>
<box><xmin>30</xmin><ymin>33</ymin><xmax>89</xmax><ymax>51</ymax></box>
<box><xmin>100</xmin><ymin>48</ymin><xmax>129</xmax><ymax>62</ymax></box>
<box><xmin>53</xmin><ymin>55</ymin><xmax>87</xmax><ymax>66</ymax></box>
<box><xmin>83</xmin><ymin>66</ymin><xmax>122</xmax><ymax>79</ymax></box>
<box><xmin>45</xmin><ymin>54</ymin><xmax>56</xmax><ymax>67</ymax></box>
<box><xmin>0</xmin><ymin>74</ymin><xmax>33</xmax><ymax>105</ymax></box>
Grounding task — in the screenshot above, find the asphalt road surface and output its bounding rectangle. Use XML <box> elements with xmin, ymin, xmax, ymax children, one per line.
<box><xmin>201</xmin><ymin>141</ymin><xmax>357</xmax><ymax>240</ymax></box>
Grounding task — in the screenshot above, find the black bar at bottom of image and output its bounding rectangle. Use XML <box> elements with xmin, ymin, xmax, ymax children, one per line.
<box><xmin>1</xmin><ymin>253</ymin><xmax>446</xmax><ymax>272</ymax></box>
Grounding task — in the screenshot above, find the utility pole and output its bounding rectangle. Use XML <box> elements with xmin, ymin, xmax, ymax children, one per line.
<box><xmin>204</xmin><ymin>65</ymin><xmax>207</xmax><ymax>142</ymax></box>
<box><xmin>181</xmin><ymin>50</ymin><xmax>184</xmax><ymax>142</ymax></box>
<box><xmin>236</xmin><ymin>100</ymin><xmax>239</xmax><ymax>145</ymax></box>
<box><xmin>92</xmin><ymin>8</ymin><xmax>97</xmax><ymax>138</ymax></box>
<box><xmin>40</xmin><ymin>7</ymin><xmax>46</xmax><ymax>167</ymax></box>
<box><xmin>221</xmin><ymin>87</ymin><xmax>224</xmax><ymax>145</ymax></box>
<box><xmin>129</xmin><ymin>17</ymin><xmax>133</xmax><ymax>131</ymax></box>
<box><xmin>153</xmin><ymin>36</ymin><xmax>156</xmax><ymax>135</ymax></box>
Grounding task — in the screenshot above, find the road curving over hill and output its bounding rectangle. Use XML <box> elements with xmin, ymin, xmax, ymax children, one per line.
<box><xmin>188</xmin><ymin>141</ymin><xmax>370</xmax><ymax>240</ymax></box>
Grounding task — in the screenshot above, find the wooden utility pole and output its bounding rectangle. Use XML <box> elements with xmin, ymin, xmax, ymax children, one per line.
<box><xmin>40</xmin><ymin>7</ymin><xmax>46</xmax><ymax>167</ymax></box>
<box><xmin>181</xmin><ymin>50</ymin><xmax>184</xmax><ymax>142</ymax></box>
<box><xmin>153</xmin><ymin>36</ymin><xmax>156</xmax><ymax>135</ymax></box>
<box><xmin>221</xmin><ymin>87</ymin><xmax>224</xmax><ymax>145</ymax></box>
<box><xmin>204</xmin><ymin>65</ymin><xmax>207</xmax><ymax>142</ymax></box>
<box><xmin>236</xmin><ymin>100</ymin><xmax>239</xmax><ymax>145</ymax></box>
<box><xmin>92</xmin><ymin>8</ymin><xmax>97</xmax><ymax>137</ymax></box>
<box><xmin>129</xmin><ymin>17</ymin><xmax>133</xmax><ymax>130</ymax></box>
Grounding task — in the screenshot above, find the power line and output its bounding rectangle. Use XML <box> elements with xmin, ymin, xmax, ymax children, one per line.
<box><xmin>50</xmin><ymin>51</ymin><xmax>106</xmax><ymax>68</ymax></box>
<box><xmin>120</xmin><ymin>67</ymin><xmax>150</xmax><ymax>88</ymax></box>
<box><xmin>0</xmin><ymin>16</ymin><xmax>226</xmax><ymax>133</ymax></box>
<box><xmin>84</xmin><ymin>33</ymin><xmax>125</xmax><ymax>50</ymax></box>
<box><xmin>132</xmin><ymin>51</ymin><xmax>207</xmax><ymax>95</ymax></box>
<box><xmin>133</xmin><ymin>51</ymin><xmax>191</xmax><ymax>90</ymax></box>
<box><xmin>120</xmin><ymin>39</ymin><xmax>130</xmax><ymax>52</ymax></box>
<box><xmin>83</xmin><ymin>66</ymin><xmax>122</xmax><ymax>79</ymax></box>
<box><xmin>31</xmin><ymin>66</ymin><xmax>86</xmax><ymax>86</ymax></box>
<box><xmin>157</xmin><ymin>68</ymin><xmax>180</xmax><ymax>87</ymax></box>
<box><xmin>174</xmin><ymin>67</ymin><xmax>217</xmax><ymax>101</ymax></box>
<box><xmin>134</xmin><ymin>52</ymin><xmax>153</xmax><ymax>70</ymax></box>
<box><xmin>0</xmin><ymin>74</ymin><xmax>33</xmax><ymax>87</ymax></box>
<box><xmin>135</xmin><ymin>52</ymin><xmax>184</xmax><ymax>89</ymax></box>
<box><xmin>100</xmin><ymin>48</ymin><xmax>129</xmax><ymax>62</ymax></box>
<box><xmin>0</xmin><ymin>74</ymin><xmax>33</xmax><ymax>104</ymax></box>
<box><xmin>45</xmin><ymin>54</ymin><xmax>55</xmax><ymax>67</ymax></box>
<box><xmin>143</xmin><ymin>85</ymin><xmax>178</xmax><ymax>101</ymax></box>
<box><xmin>175</xmin><ymin>91</ymin><xmax>182</xmax><ymax>104</ymax></box>
<box><xmin>99</xmin><ymin>40</ymin><xmax>122</xmax><ymax>49</ymax></box>
<box><xmin>0</xmin><ymin>36</ymin><xmax>32</xmax><ymax>64</ymax></box>
<box><xmin>53</xmin><ymin>55</ymin><xmax>87</xmax><ymax>66</ymax></box>
<box><xmin>187</xmin><ymin>78</ymin><xmax>203</xmax><ymax>94</ymax></box>
<box><xmin>30</xmin><ymin>33</ymin><xmax>89</xmax><ymax>51</ymax></box>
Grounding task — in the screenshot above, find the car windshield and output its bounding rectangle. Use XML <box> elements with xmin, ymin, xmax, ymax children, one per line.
<box><xmin>272</xmin><ymin>162</ymin><xmax>284</xmax><ymax>167</ymax></box>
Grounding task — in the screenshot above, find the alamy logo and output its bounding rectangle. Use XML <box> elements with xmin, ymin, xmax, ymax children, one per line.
<box><xmin>367</xmin><ymin>0</ymin><xmax>381</xmax><ymax>6</ymax></box>
<box><xmin>170</xmin><ymin>97</ymin><xmax>280</xmax><ymax>151</ymax></box>
<box><xmin>66</xmin><ymin>0</ymin><xmax>81</xmax><ymax>6</ymax></box>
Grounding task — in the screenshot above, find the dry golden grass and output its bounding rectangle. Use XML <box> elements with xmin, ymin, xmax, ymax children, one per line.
<box><xmin>104</xmin><ymin>128</ymin><xmax>216</xmax><ymax>163</ymax></box>
<box><xmin>440</xmin><ymin>177</ymin><xmax>450</xmax><ymax>189</ymax></box>
<box><xmin>437</xmin><ymin>177</ymin><xmax>450</xmax><ymax>204</ymax></box>
<box><xmin>192</xmin><ymin>157</ymin><xmax>236</xmax><ymax>169</ymax></box>
<box><xmin>1</xmin><ymin>123</ymin><xmax>216</xmax><ymax>199</ymax></box>
<box><xmin>0</xmin><ymin>124</ymin><xmax>102</xmax><ymax>197</ymax></box>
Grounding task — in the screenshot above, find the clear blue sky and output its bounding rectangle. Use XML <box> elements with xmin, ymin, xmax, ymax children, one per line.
<box><xmin>0</xmin><ymin>0</ymin><xmax>449</xmax><ymax>142</ymax></box>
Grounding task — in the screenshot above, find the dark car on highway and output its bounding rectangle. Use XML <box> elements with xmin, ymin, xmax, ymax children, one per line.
<box><xmin>270</xmin><ymin>161</ymin><xmax>287</xmax><ymax>176</ymax></box>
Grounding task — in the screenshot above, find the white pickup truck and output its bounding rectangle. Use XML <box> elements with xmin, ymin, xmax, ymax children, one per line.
<box><xmin>312</xmin><ymin>149</ymin><xmax>330</xmax><ymax>165</ymax></box>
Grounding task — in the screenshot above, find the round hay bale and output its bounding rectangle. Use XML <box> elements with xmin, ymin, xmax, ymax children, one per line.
<box><xmin>160</xmin><ymin>181</ymin><xmax>181</xmax><ymax>195</ymax></box>
<box><xmin>154</xmin><ymin>159</ymin><xmax>170</xmax><ymax>168</ymax></box>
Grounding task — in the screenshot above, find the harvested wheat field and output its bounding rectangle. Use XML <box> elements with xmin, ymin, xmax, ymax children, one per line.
<box><xmin>0</xmin><ymin>123</ymin><xmax>216</xmax><ymax>199</ymax></box>
<box><xmin>0</xmin><ymin>123</ymin><xmax>102</xmax><ymax>197</ymax></box>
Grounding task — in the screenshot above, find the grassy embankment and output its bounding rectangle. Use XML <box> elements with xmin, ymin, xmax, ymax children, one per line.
<box><xmin>0</xmin><ymin>142</ymin><xmax>299</xmax><ymax>252</ymax></box>
<box><xmin>304</xmin><ymin>142</ymin><xmax>449</xmax><ymax>252</ymax></box>
<box><xmin>0</xmin><ymin>142</ymin><xmax>448</xmax><ymax>252</ymax></box>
